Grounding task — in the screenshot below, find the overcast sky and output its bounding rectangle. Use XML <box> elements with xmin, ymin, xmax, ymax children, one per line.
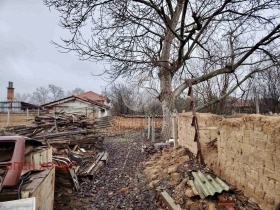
<box><xmin>0</xmin><ymin>0</ymin><xmax>108</xmax><ymax>101</ymax></box>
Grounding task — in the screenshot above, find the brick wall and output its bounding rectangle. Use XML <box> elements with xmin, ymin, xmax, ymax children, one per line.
<box><xmin>113</xmin><ymin>116</ymin><xmax>163</xmax><ymax>130</ymax></box>
<box><xmin>177</xmin><ymin>113</ymin><xmax>280</xmax><ymax>209</ymax></box>
<box><xmin>177</xmin><ymin>113</ymin><xmax>222</xmax><ymax>167</ymax></box>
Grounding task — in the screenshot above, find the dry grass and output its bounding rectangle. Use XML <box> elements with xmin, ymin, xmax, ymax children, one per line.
<box><xmin>0</xmin><ymin>113</ymin><xmax>34</xmax><ymax>129</ymax></box>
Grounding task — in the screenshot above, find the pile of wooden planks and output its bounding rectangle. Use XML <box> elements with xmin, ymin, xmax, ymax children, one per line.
<box><xmin>1</xmin><ymin>112</ymin><xmax>108</xmax><ymax>191</ymax></box>
<box><xmin>3</xmin><ymin>112</ymin><xmax>106</xmax><ymax>147</ymax></box>
<box><xmin>4</xmin><ymin>112</ymin><xmax>95</xmax><ymax>137</ymax></box>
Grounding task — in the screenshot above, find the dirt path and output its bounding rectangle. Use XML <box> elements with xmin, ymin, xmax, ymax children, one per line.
<box><xmin>54</xmin><ymin>132</ymin><xmax>158</xmax><ymax>210</ymax></box>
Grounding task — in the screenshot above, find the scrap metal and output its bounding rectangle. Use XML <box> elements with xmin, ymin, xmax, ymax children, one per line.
<box><xmin>0</xmin><ymin>136</ymin><xmax>25</xmax><ymax>191</ymax></box>
<box><xmin>187</xmin><ymin>170</ymin><xmax>230</xmax><ymax>199</ymax></box>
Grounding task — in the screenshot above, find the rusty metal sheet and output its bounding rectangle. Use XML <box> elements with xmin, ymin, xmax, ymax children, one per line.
<box><xmin>0</xmin><ymin>136</ymin><xmax>25</xmax><ymax>190</ymax></box>
<box><xmin>188</xmin><ymin>170</ymin><xmax>230</xmax><ymax>199</ymax></box>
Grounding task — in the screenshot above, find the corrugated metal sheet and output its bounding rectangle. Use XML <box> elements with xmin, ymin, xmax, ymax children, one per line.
<box><xmin>0</xmin><ymin>102</ymin><xmax>22</xmax><ymax>113</ymax></box>
<box><xmin>187</xmin><ymin>170</ymin><xmax>230</xmax><ymax>199</ymax></box>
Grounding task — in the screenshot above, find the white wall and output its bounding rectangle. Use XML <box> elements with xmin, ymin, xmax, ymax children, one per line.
<box><xmin>48</xmin><ymin>99</ymin><xmax>110</xmax><ymax>118</ymax></box>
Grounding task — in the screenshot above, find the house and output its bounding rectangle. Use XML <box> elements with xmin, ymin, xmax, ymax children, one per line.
<box><xmin>0</xmin><ymin>82</ymin><xmax>39</xmax><ymax>113</ymax></box>
<box><xmin>42</xmin><ymin>91</ymin><xmax>111</xmax><ymax>118</ymax></box>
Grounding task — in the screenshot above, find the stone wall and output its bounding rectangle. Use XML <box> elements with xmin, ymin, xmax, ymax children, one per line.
<box><xmin>177</xmin><ymin>113</ymin><xmax>280</xmax><ymax>209</ymax></box>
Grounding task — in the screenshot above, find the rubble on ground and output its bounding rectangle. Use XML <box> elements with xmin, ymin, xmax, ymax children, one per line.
<box><xmin>54</xmin><ymin>132</ymin><xmax>158</xmax><ymax>210</ymax></box>
<box><xmin>143</xmin><ymin>146</ymin><xmax>261</xmax><ymax>210</ymax></box>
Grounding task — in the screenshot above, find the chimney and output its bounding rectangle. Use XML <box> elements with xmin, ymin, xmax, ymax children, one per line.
<box><xmin>7</xmin><ymin>81</ymin><xmax>15</xmax><ymax>102</ymax></box>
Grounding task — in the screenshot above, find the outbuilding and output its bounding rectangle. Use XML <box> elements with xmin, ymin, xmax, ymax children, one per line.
<box><xmin>42</xmin><ymin>91</ymin><xmax>111</xmax><ymax>118</ymax></box>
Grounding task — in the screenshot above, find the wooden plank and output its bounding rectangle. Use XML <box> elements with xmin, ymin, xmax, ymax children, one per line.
<box><xmin>0</xmin><ymin>197</ymin><xmax>36</xmax><ymax>210</ymax></box>
<box><xmin>100</xmin><ymin>151</ymin><xmax>109</xmax><ymax>164</ymax></box>
<box><xmin>83</xmin><ymin>152</ymin><xmax>104</xmax><ymax>175</ymax></box>
<box><xmin>23</xmin><ymin>147</ymin><xmax>52</xmax><ymax>172</ymax></box>
<box><xmin>34</xmin><ymin>130</ymin><xmax>88</xmax><ymax>140</ymax></box>
<box><xmin>21</xmin><ymin>168</ymin><xmax>55</xmax><ymax>210</ymax></box>
<box><xmin>160</xmin><ymin>191</ymin><xmax>182</xmax><ymax>210</ymax></box>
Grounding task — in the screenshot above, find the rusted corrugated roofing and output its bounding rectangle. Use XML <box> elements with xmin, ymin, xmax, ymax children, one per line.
<box><xmin>187</xmin><ymin>170</ymin><xmax>230</xmax><ymax>199</ymax></box>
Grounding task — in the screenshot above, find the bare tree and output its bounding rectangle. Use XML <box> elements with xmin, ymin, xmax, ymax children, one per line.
<box><xmin>67</xmin><ymin>88</ymin><xmax>85</xmax><ymax>96</ymax></box>
<box><xmin>105</xmin><ymin>84</ymin><xmax>135</xmax><ymax>115</ymax></box>
<box><xmin>31</xmin><ymin>87</ymin><xmax>50</xmax><ymax>105</ymax></box>
<box><xmin>44</xmin><ymin>0</ymin><xmax>280</xmax><ymax>138</ymax></box>
<box><xmin>15</xmin><ymin>93</ymin><xmax>32</xmax><ymax>102</ymax></box>
<box><xmin>106</xmin><ymin>83</ymin><xmax>163</xmax><ymax>115</ymax></box>
<box><xmin>48</xmin><ymin>84</ymin><xmax>65</xmax><ymax>101</ymax></box>
<box><xmin>259</xmin><ymin>67</ymin><xmax>280</xmax><ymax>113</ymax></box>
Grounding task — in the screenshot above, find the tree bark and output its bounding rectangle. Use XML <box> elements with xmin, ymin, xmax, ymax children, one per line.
<box><xmin>162</xmin><ymin>96</ymin><xmax>175</xmax><ymax>140</ymax></box>
<box><xmin>159</xmin><ymin>71</ymin><xmax>175</xmax><ymax>140</ymax></box>
<box><xmin>158</xmin><ymin>3</ymin><xmax>182</xmax><ymax>140</ymax></box>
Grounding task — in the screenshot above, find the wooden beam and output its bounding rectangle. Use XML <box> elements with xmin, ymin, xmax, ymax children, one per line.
<box><xmin>160</xmin><ymin>191</ymin><xmax>182</xmax><ymax>210</ymax></box>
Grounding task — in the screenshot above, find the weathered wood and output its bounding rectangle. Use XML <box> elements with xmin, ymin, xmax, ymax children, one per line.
<box><xmin>147</xmin><ymin>115</ymin><xmax>151</xmax><ymax>140</ymax></box>
<box><xmin>152</xmin><ymin>115</ymin><xmax>155</xmax><ymax>142</ymax></box>
<box><xmin>160</xmin><ymin>191</ymin><xmax>182</xmax><ymax>210</ymax></box>
<box><xmin>0</xmin><ymin>197</ymin><xmax>36</xmax><ymax>210</ymax></box>
<box><xmin>83</xmin><ymin>152</ymin><xmax>104</xmax><ymax>175</ymax></box>
<box><xmin>100</xmin><ymin>151</ymin><xmax>109</xmax><ymax>164</ymax></box>
<box><xmin>23</xmin><ymin>147</ymin><xmax>52</xmax><ymax>172</ymax></box>
<box><xmin>90</xmin><ymin>161</ymin><xmax>105</xmax><ymax>176</ymax></box>
<box><xmin>21</xmin><ymin>168</ymin><xmax>55</xmax><ymax>210</ymax></box>
<box><xmin>172</xmin><ymin>113</ymin><xmax>178</xmax><ymax>148</ymax></box>
<box><xmin>34</xmin><ymin>130</ymin><xmax>88</xmax><ymax>140</ymax></box>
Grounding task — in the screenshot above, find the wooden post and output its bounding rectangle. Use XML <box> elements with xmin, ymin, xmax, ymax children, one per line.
<box><xmin>37</xmin><ymin>108</ymin><xmax>40</xmax><ymax>116</ymax></box>
<box><xmin>147</xmin><ymin>114</ymin><xmax>151</xmax><ymax>140</ymax></box>
<box><xmin>142</xmin><ymin>118</ymin><xmax>145</xmax><ymax>137</ymax></box>
<box><xmin>152</xmin><ymin>114</ymin><xmax>155</xmax><ymax>142</ymax></box>
<box><xmin>85</xmin><ymin>107</ymin><xmax>88</xmax><ymax>117</ymax></box>
<box><xmin>172</xmin><ymin>113</ymin><xmax>178</xmax><ymax>148</ymax></box>
<box><xmin>256</xmin><ymin>95</ymin><xmax>260</xmax><ymax>114</ymax></box>
<box><xmin>7</xmin><ymin>109</ymin><xmax>10</xmax><ymax>126</ymax></box>
<box><xmin>26</xmin><ymin>108</ymin><xmax>29</xmax><ymax>118</ymax></box>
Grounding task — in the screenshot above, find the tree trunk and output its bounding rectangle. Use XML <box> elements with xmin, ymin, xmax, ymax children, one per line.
<box><xmin>162</xmin><ymin>96</ymin><xmax>175</xmax><ymax>140</ymax></box>
<box><xmin>158</xmin><ymin>2</ymin><xmax>183</xmax><ymax>140</ymax></box>
<box><xmin>159</xmin><ymin>71</ymin><xmax>175</xmax><ymax>140</ymax></box>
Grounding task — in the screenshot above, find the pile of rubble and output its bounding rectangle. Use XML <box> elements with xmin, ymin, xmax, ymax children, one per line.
<box><xmin>143</xmin><ymin>147</ymin><xmax>261</xmax><ymax>210</ymax></box>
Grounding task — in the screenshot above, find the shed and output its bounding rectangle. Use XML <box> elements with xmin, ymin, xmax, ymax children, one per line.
<box><xmin>0</xmin><ymin>101</ymin><xmax>39</xmax><ymax>113</ymax></box>
<box><xmin>42</xmin><ymin>94</ymin><xmax>110</xmax><ymax>118</ymax></box>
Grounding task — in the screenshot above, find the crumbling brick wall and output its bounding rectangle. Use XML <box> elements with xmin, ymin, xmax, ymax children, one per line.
<box><xmin>177</xmin><ymin>113</ymin><xmax>222</xmax><ymax>167</ymax></box>
<box><xmin>177</xmin><ymin>113</ymin><xmax>280</xmax><ymax>209</ymax></box>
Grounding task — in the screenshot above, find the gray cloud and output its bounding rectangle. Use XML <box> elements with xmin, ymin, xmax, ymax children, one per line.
<box><xmin>0</xmin><ymin>0</ymin><xmax>106</xmax><ymax>101</ymax></box>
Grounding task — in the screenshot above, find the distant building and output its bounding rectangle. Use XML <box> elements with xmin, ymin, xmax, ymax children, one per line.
<box><xmin>0</xmin><ymin>82</ymin><xmax>39</xmax><ymax>113</ymax></box>
<box><xmin>42</xmin><ymin>91</ymin><xmax>111</xmax><ymax>118</ymax></box>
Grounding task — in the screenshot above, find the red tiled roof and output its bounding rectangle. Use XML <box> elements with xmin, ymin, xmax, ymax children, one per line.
<box><xmin>77</xmin><ymin>91</ymin><xmax>107</xmax><ymax>102</ymax></box>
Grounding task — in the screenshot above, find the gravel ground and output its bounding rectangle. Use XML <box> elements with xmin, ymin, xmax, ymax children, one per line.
<box><xmin>54</xmin><ymin>131</ymin><xmax>158</xmax><ymax>210</ymax></box>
